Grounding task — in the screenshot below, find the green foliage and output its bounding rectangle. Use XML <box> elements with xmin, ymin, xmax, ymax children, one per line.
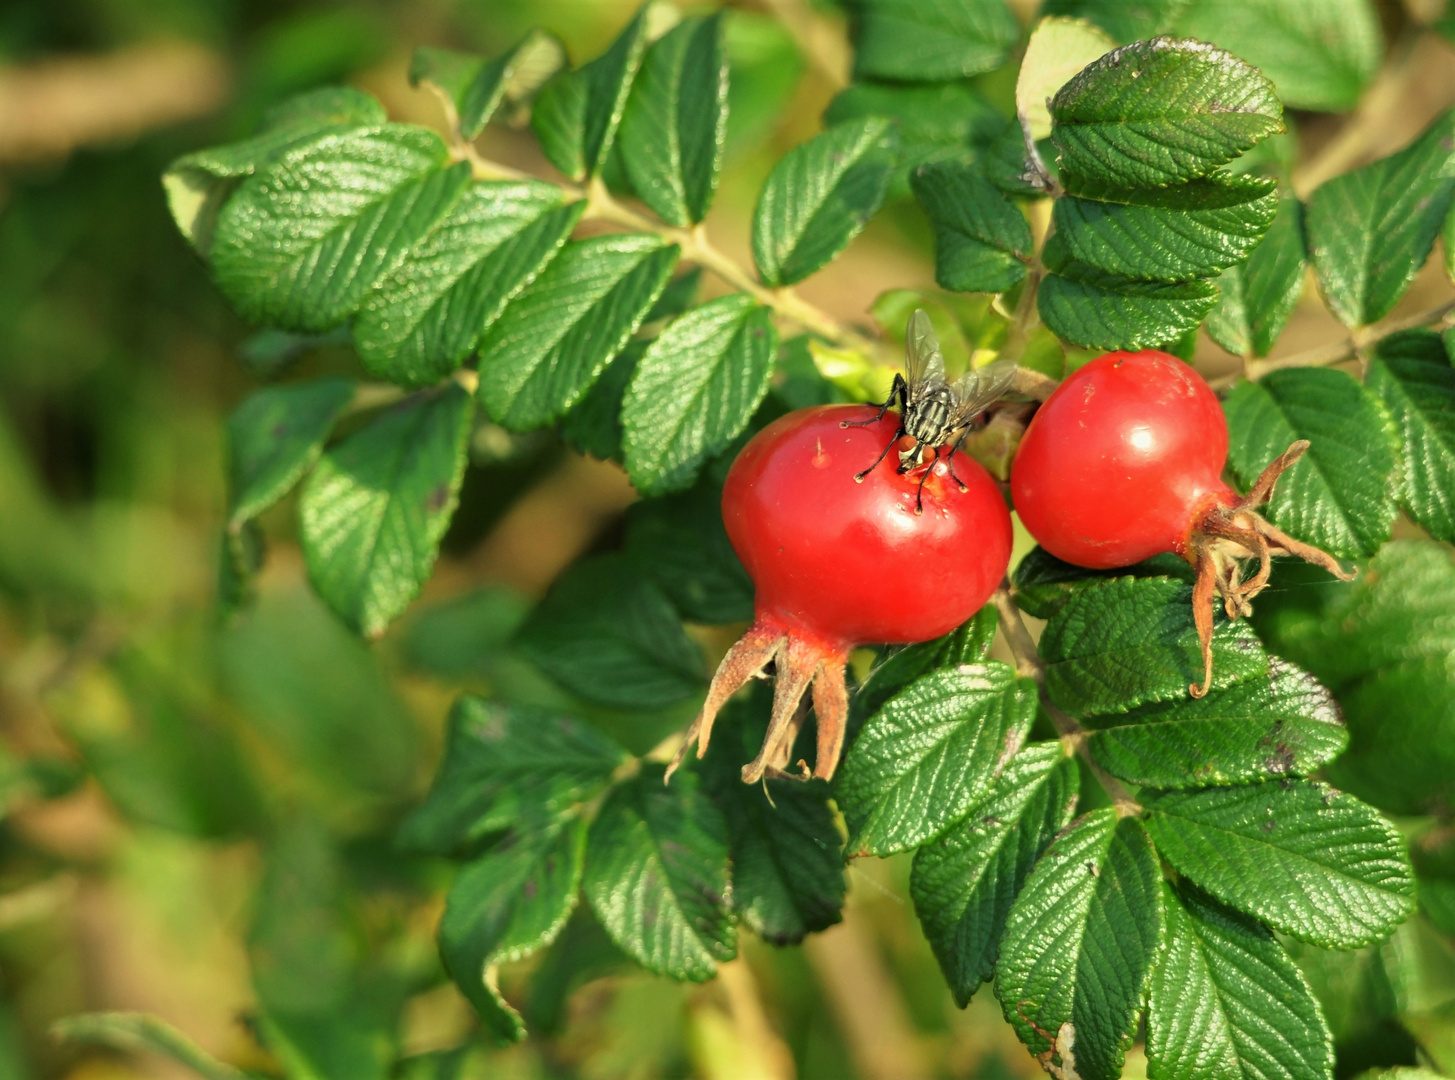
<box><xmin>530</xmin><ymin>4</ymin><xmax>653</xmax><ymax>182</ymax></box>
<box><xmin>409</xmin><ymin>30</ymin><xmax>564</xmax><ymax>140</ymax></box>
<box><xmin>1142</xmin><ymin>780</ymin><xmax>1416</xmax><ymax>948</ymax></box>
<box><xmin>1147</xmin><ymin>882</ymin><xmax>1334</xmax><ymax>1080</ymax></box>
<box><xmin>836</xmin><ymin>662</ymin><xmax>1038</xmax><ymax>856</ymax></box>
<box><xmin>912</xmin><ymin>161</ymin><xmax>1031</xmax><ymax>294</ymax></box>
<box><xmin>996</xmin><ymin>811</ymin><xmax>1165</xmax><ymax>1080</ymax></box>
<box><xmin>702</xmin><ymin>699</ymin><xmax>846</xmax><ymax>944</ymax></box>
<box><xmin>1083</xmin><ymin>657</ymin><xmax>1347</xmax><ymax>789</ymax></box>
<box><xmin>1306</xmin><ymin>109</ymin><xmax>1455</xmax><ymax>328</ymax></box>
<box><xmin>226</xmin><ymin>377</ymin><xmax>355</xmax><ymax>529</ymax></box>
<box><xmin>619</xmin><ymin>15</ymin><xmax>728</xmax><ymax>226</ymax></box>
<box><xmin>910</xmin><ymin>743</ymin><xmax>1078</xmax><ymax>1005</ymax></box>
<box><xmin>1367</xmin><ymin>331</ymin><xmax>1455</xmax><ymax>544</ymax></box>
<box><xmin>299</xmin><ymin>385</ymin><xmax>474</xmax><ymax>638</ymax></box>
<box><xmin>136</xmin><ymin>2</ymin><xmax>1455</xmax><ymax>1074</ymax></box>
<box><xmin>353</xmin><ymin>184</ymin><xmax>581</xmax><ymax>386</ymax></box>
<box><xmin>1206</xmin><ymin>197</ymin><xmax>1307</xmax><ymax>358</ymax></box>
<box><xmin>1175</xmin><ymin>0</ymin><xmax>1382</xmax><ymax>112</ymax></box>
<box><xmin>213</xmin><ymin>129</ymin><xmax>463</xmax><ymax>332</ymax></box>
<box><xmin>440</xmin><ymin>821</ymin><xmax>585</xmax><ymax>1042</ymax></box>
<box><xmin>847</xmin><ymin>0</ymin><xmax>1019</xmax><ymax>82</ymax></box>
<box><xmin>583</xmin><ymin>765</ymin><xmax>735</xmax><ymax>981</ymax></box>
<box><xmin>1048</xmin><ymin>39</ymin><xmax>1283</xmax><ymax>189</ymax></box>
<box><xmin>622</xmin><ymin>295</ymin><xmax>777</xmax><ymax>495</ymax></box>
<box><xmin>1039</xmin><ymin>576</ymin><xmax>1269</xmax><ymax>716</ymax></box>
<box><xmin>515</xmin><ymin>554</ymin><xmax>704</xmax><ymax>708</ymax></box>
<box><xmin>1224</xmin><ymin>368</ymin><xmax>1398</xmax><ymax>558</ymax></box>
<box><xmin>1258</xmin><ymin>541</ymin><xmax>1455</xmax><ymax>817</ymax></box>
<box><xmin>752</xmin><ymin>117</ymin><xmax>898</xmax><ymax>287</ymax></box>
<box><xmin>476</xmin><ymin>235</ymin><xmax>679</xmax><ymax>431</ymax></box>
<box><xmin>399</xmin><ymin>697</ymin><xmax>626</xmax><ymax>854</ymax></box>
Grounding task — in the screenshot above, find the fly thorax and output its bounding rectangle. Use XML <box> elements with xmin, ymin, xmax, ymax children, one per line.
<box><xmin>905</xmin><ymin>387</ymin><xmax>955</xmax><ymax>446</ymax></box>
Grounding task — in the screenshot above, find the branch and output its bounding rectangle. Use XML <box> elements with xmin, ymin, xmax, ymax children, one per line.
<box><xmin>1214</xmin><ymin>297</ymin><xmax>1455</xmax><ymax>388</ymax></box>
<box><xmin>991</xmin><ymin>585</ymin><xmax>1141</xmax><ymax>816</ymax></box>
<box><xmin>461</xmin><ymin>146</ymin><xmax>887</xmax><ymax>358</ymax></box>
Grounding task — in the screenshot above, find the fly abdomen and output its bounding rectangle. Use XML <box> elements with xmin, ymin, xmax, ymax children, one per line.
<box><xmin>905</xmin><ymin>386</ymin><xmax>955</xmax><ymax>447</ymax></box>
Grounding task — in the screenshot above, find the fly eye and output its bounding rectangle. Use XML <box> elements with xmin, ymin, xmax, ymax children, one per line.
<box><xmin>895</xmin><ymin>435</ymin><xmax>917</xmax><ymax>453</ymax></box>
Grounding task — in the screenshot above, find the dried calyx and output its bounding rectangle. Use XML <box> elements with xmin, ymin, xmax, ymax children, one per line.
<box><xmin>665</xmin><ymin>617</ymin><xmax>849</xmax><ymax>785</ymax></box>
<box><xmin>1186</xmin><ymin>439</ymin><xmax>1355</xmax><ymax>697</ymax></box>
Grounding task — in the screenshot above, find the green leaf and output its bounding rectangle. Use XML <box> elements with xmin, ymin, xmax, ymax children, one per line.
<box><xmin>1040</xmin><ymin>0</ymin><xmax>1188</xmax><ymax>43</ymax></box>
<box><xmin>530</xmin><ymin>5</ymin><xmax>653</xmax><ymax>180</ymax></box>
<box><xmin>1142</xmin><ymin>779</ymin><xmax>1417</xmax><ymax>948</ymax></box>
<box><xmin>849</xmin><ymin>0</ymin><xmax>1019</xmax><ymax>82</ymax></box>
<box><xmin>836</xmin><ymin>662</ymin><xmax>1038</xmax><ymax>857</ymax></box>
<box><xmin>645</xmin><ymin>267</ymin><xmax>702</xmax><ymax>323</ymax></box>
<box><xmin>1174</xmin><ymin>0</ymin><xmax>1382</xmax><ymax>113</ymax></box>
<box><xmin>52</xmin><ymin>1013</ymin><xmax>248</xmax><ymax>1080</ymax></box>
<box><xmin>622</xmin><ymin>297</ymin><xmax>776</xmax><ymax>496</ymax></box>
<box><xmin>702</xmin><ymin>697</ymin><xmax>845</xmax><ymax>945</ymax></box>
<box><xmin>858</xmin><ymin>606</ymin><xmax>999</xmax><ymax>717</ymax></box>
<box><xmin>1366</xmin><ymin>330</ymin><xmax>1455</xmax><ymax>543</ymax></box>
<box><xmin>824</xmin><ymin>81</ymin><xmax>1003</xmax><ymax>195</ymax></box>
<box><xmin>398</xmin><ymin>696</ymin><xmax>627</xmax><ymax>855</ymax></box>
<box><xmin>299</xmin><ymin>384</ymin><xmax>474</xmax><ymax>638</ymax></box>
<box><xmin>514</xmin><ymin>553</ymin><xmax>704</xmax><ymax>709</ymax></box>
<box><xmin>618</xmin><ymin>15</ymin><xmax>727</xmax><ymax>226</ymax></box>
<box><xmin>211</xmin><ymin>129</ymin><xmax>464</xmax><ymax>332</ymax></box>
<box><xmin>476</xmin><ymin>235</ymin><xmax>678</xmax><ymax>432</ymax></box>
<box><xmin>1258</xmin><ymin>542</ymin><xmax>1455</xmax><ymax>817</ymax></box>
<box><xmin>752</xmin><ymin>117</ymin><xmax>898</xmax><ymax>287</ymax></box>
<box><xmin>164</xmin><ymin>87</ymin><xmax>387</xmax><ymax>253</ymax></box>
<box><xmin>996</xmin><ymin>811</ymin><xmax>1165</xmax><ymax>1080</ymax></box>
<box><xmin>1223</xmin><ymin>368</ymin><xmax>1398</xmax><ymax>559</ymax></box>
<box><xmin>253</xmin><ymin>1010</ymin><xmax>390</xmax><ymax>1080</ymax></box>
<box><xmin>910</xmin><ymin>743</ymin><xmax>1078</xmax><ymax>1006</ymax></box>
<box><xmin>1053</xmin><ymin>174</ymin><xmax>1278</xmax><ymax>282</ymax></box>
<box><xmin>1038</xmin><ymin>242</ymin><xmax>1220</xmax><ymax>350</ymax></box>
<box><xmin>440</xmin><ymin>821</ymin><xmax>585</xmax><ymax>1042</ymax></box>
<box><xmin>1147</xmin><ymin>881</ymin><xmax>1334</xmax><ymax>1080</ymax></box>
<box><xmin>1206</xmin><ymin>197</ymin><xmax>1307</xmax><ymax>358</ymax></box>
<box><xmin>410</xmin><ymin>31</ymin><xmax>565</xmax><ymax>140</ymax></box>
<box><xmin>1306</xmin><ymin>109</ymin><xmax>1455</xmax><ymax>327</ymax></box>
<box><xmin>1049</xmin><ymin>38</ymin><xmax>1284</xmax><ymax>189</ymax></box>
<box><xmin>1017</xmin><ymin>17</ymin><xmax>1117</xmax><ymax>142</ymax></box>
<box><xmin>1011</xmin><ymin>546</ymin><xmax>1194</xmax><ymax>621</ymax></box>
<box><xmin>911</xmin><ymin>161</ymin><xmax>1031</xmax><ymax>294</ymax></box>
<box><xmin>583</xmin><ymin>764</ymin><xmax>735</xmax><ymax>980</ymax></box>
<box><xmin>1259</xmin><ymin>541</ymin><xmax>1455</xmax><ymax>691</ymax></box>
<box><xmin>353</xmin><ymin>185</ymin><xmax>581</xmax><ymax>386</ymax></box>
<box><xmin>1084</xmin><ymin>657</ymin><xmax>1347</xmax><ymax>789</ymax></box>
<box><xmin>226</xmin><ymin>377</ymin><xmax>354</xmax><ymax>529</ymax></box>
<box><xmin>560</xmin><ymin>341</ymin><xmax>643</xmax><ymax>462</ymax></box>
<box><xmin>623</xmin><ymin>480</ymin><xmax>753</xmax><ymax>625</ymax></box>
<box><xmin>1040</xmin><ymin>576</ymin><xmax>1269</xmax><ymax>717</ymax></box>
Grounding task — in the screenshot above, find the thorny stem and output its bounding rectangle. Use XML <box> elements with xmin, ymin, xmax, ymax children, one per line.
<box><xmin>1213</xmin><ymin>298</ymin><xmax>1455</xmax><ymax>388</ymax></box>
<box><xmin>990</xmin><ymin>585</ymin><xmax>1142</xmax><ymax>817</ymax></box>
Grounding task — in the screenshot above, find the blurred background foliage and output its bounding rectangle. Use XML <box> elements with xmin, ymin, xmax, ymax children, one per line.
<box><xmin>1</xmin><ymin>0</ymin><xmax>1454</xmax><ymax>1078</ymax></box>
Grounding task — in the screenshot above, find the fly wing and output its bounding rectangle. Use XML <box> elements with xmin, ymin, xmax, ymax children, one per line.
<box><xmin>904</xmin><ymin>309</ymin><xmax>945</xmax><ymax>393</ymax></box>
<box><xmin>950</xmin><ymin>359</ymin><xmax>1018</xmax><ymax>428</ymax></box>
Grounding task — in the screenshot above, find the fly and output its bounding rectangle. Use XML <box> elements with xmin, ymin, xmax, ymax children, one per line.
<box><xmin>842</xmin><ymin>309</ymin><xmax>1018</xmax><ymax>513</ymax></box>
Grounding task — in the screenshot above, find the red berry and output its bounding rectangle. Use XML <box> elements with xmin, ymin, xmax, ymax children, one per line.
<box><xmin>1010</xmin><ymin>350</ymin><xmax>1351</xmax><ymax>697</ymax></box>
<box><xmin>1011</xmin><ymin>350</ymin><xmax>1234</xmax><ymax>568</ymax></box>
<box><xmin>670</xmin><ymin>404</ymin><xmax>1012</xmax><ymax>784</ymax></box>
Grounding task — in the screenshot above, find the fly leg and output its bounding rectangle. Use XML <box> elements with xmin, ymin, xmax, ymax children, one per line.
<box><xmin>840</xmin><ymin>374</ymin><xmax>907</xmax><ymax>428</ymax></box>
<box><xmin>943</xmin><ymin>439</ymin><xmax>970</xmax><ymax>493</ymax></box>
<box><xmin>854</xmin><ymin>430</ymin><xmax>903</xmax><ymax>482</ymax></box>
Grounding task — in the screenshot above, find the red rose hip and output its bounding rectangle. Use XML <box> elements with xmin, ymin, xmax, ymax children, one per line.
<box><xmin>668</xmin><ymin>404</ymin><xmax>1013</xmax><ymax>784</ymax></box>
<box><xmin>1010</xmin><ymin>350</ymin><xmax>1352</xmax><ymax>696</ymax></box>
